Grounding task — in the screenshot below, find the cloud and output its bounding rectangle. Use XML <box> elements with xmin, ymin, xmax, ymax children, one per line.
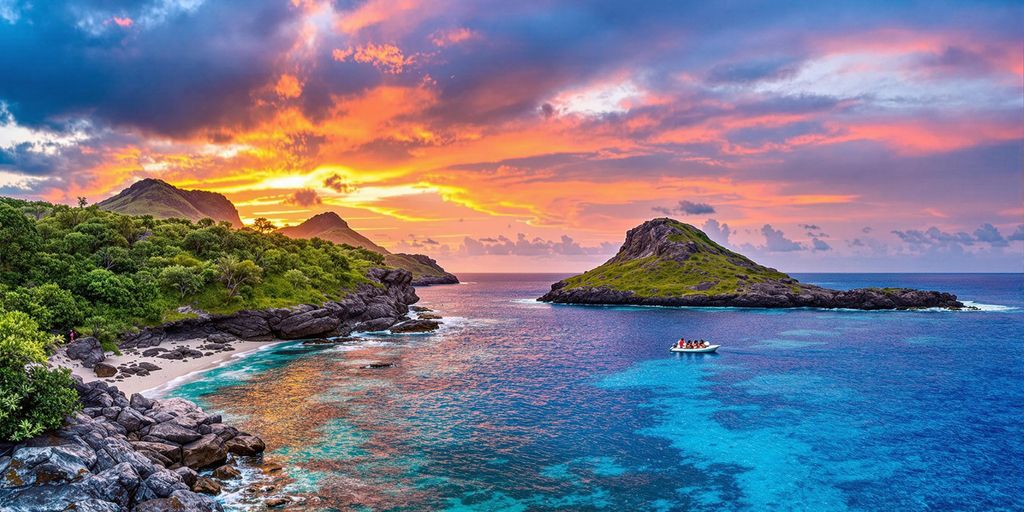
<box><xmin>1008</xmin><ymin>225</ymin><xmax>1024</xmax><ymax>242</ymax></box>
<box><xmin>286</xmin><ymin>188</ymin><xmax>322</xmax><ymax>207</ymax></box>
<box><xmin>973</xmin><ymin>223</ymin><xmax>1008</xmax><ymax>247</ymax></box>
<box><xmin>460</xmin><ymin>233</ymin><xmax>614</xmax><ymax>257</ymax></box>
<box><xmin>811</xmin><ymin>238</ymin><xmax>831</xmax><ymax>251</ymax></box>
<box><xmin>760</xmin><ymin>224</ymin><xmax>803</xmax><ymax>252</ymax></box>
<box><xmin>702</xmin><ymin>219</ymin><xmax>732</xmax><ymax>245</ymax></box>
<box><xmin>333</xmin><ymin>43</ymin><xmax>416</xmax><ymax>74</ymax></box>
<box><xmin>653</xmin><ymin>200</ymin><xmax>716</xmax><ymax>216</ymax></box>
<box><xmin>323</xmin><ymin>174</ymin><xmax>356</xmax><ymax>194</ymax></box>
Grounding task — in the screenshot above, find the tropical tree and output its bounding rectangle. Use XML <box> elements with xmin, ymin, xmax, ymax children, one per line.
<box><xmin>216</xmin><ymin>256</ymin><xmax>262</xmax><ymax>297</ymax></box>
<box><xmin>0</xmin><ymin>310</ymin><xmax>79</xmax><ymax>441</ymax></box>
<box><xmin>251</xmin><ymin>217</ymin><xmax>276</xmax><ymax>234</ymax></box>
<box><xmin>159</xmin><ymin>265</ymin><xmax>206</xmax><ymax>300</ymax></box>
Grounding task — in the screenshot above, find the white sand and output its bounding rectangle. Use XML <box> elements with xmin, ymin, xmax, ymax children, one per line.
<box><xmin>52</xmin><ymin>339</ymin><xmax>283</xmax><ymax>398</ymax></box>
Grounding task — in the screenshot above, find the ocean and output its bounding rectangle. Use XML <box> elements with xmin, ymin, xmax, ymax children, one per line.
<box><xmin>165</xmin><ymin>273</ymin><xmax>1024</xmax><ymax>511</ymax></box>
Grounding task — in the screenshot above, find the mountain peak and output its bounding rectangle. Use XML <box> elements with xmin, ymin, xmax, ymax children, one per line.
<box><xmin>302</xmin><ymin>211</ymin><xmax>350</xmax><ymax>230</ymax></box>
<box><xmin>97</xmin><ymin>178</ymin><xmax>243</xmax><ymax>227</ymax></box>
<box><xmin>540</xmin><ymin>217</ymin><xmax>961</xmax><ymax>309</ymax></box>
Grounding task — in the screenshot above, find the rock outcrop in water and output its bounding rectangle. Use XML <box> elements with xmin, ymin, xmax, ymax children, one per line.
<box><xmin>539</xmin><ymin>218</ymin><xmax>963</xmax><ymax>310</ymax></box>
<box><xmin>121</xmin><ymin>267</ymin><xmax>420</xmax><ymax>348</ymax></box>
<box><xmin>0</xmin><ymin>377</ymin><xmax>265</xmax><ymax>511</ymax></box>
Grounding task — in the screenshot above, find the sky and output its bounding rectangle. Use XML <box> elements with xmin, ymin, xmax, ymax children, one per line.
<box><xmin>0</xmin><ymin>0</ymin><xmax>1022</xmax><ymax>273</ymax></box>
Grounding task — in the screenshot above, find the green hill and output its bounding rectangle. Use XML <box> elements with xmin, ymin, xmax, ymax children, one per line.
<box><xmin>540</xmin><ymin>218</ymin><xmax>961</xmax><ymax>309</ymax></box>
<box><xmin>96</xmin><ymin>178</ymin><xmax>243</xmax><ymax>227</ymax></box>
<box><xmin>278</xmin><ymin>213</ymin><xmax>458</xmax><ymax>286</ymax></box>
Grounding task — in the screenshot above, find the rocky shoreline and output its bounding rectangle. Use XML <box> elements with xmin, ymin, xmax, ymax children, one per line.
<box><xmin>539</xmin><ymin>280</ymin><xmax>964</xmax><ymax>310</ymax></box>
<box><xmin>122</xmin><ymin>267</ymin><xmax>420</xmax><ymax>349</ymax></box>
<box><xmin>0</xmin><ymin>266</ymin><xmax>437</xmax><ymax>510</ymax></box>
<box><xmin>0</xmin><ymin>377</ymin><xmax>265</xmax><ymax>511</ymax></box>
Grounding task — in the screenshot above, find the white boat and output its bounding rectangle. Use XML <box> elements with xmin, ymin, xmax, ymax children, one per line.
<box><xmin>670</xmin><ymin>344</ymin><xmax>719</xmax><ymax>353</ymax></box>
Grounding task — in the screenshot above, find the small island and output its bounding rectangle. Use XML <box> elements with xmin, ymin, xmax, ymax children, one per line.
<box><xmin>539</xmin><ymin>218</ymin><xmax>963</xmax><ymax>310</ymax></box>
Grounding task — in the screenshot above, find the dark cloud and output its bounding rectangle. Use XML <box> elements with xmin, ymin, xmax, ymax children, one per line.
<box><xmin>973</xmin><ymin>223</ymin><xmax>1008</xmax><ymax>247</ymax></box>
<box><xmin>653</xmin><ymin>200</ymin><xmax>715</xmax><ymax>216</ymax></box>
<box><xmin>811</xmin><ymin>238</ymin><xmax>831</xmax><ymax>251</ymax></box>
<box><xmin>0</xmin><ymin>0</ymin><xmax>298</xmax><ymax>136</ymax></box>
<box><xmin>1008</xmin><ymin>225</ymin><xmax>1024</xmax><ymax>242</ymax></box>
<box><xmin>760</xmin><ymin>224</ymin><xmax>803</xmax><ymax>252</ymax></box>
<box><xmin>706</xmin><ymin>58</ymin><xmax>801</xmax><ymax>84</ymax></box>
<box><xmin>323</xmin><ymin>174</ymin><xmax>357</xmax><ymax>194</ymax></box>
<box><xmin>286</xmin><ymin>188</ymin><xmax>322</xmax><ymax>207</ymax></box>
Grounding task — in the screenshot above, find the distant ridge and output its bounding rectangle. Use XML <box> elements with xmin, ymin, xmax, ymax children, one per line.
<box><xmin>278</xmin><ymin>213</ymin><xmax>459</xmax><ymax>286</ymax></box>
<box><xmin>540</xmin><ymin>218</ymin><xmax>962</xmax><ymax>310</ymax></box>
<box><xmin>277</xmin><ymin>212</ymin><xmax>387</xmax><ymax>253</ymax></box>
<box><xmin>97</xmin><ymin>178</ymin><xmax>243</xmax><ymax>227</ymax></box>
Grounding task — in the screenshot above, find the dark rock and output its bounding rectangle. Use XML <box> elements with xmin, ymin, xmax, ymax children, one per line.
<box><xmin>181</xmin><ymin>434</ymin><xmax>228</xmax><ymax>469</ymax></box>
<box><xmin>193</xmin><ymin>476</ymin><xmax>222</xmax><ymax>495</ymax></box>
<box><xmin>409</xmin><ymin>305</ymin><xmax>432</xmax><ymax>312</ymax></box>
<box><xmin>138</xmin><ymin>362</ymin><xmax>161</xmax><ymax>372</ymax></box>
<box><xmin>148</xmin><ymin>422</ymin><xmax>202</xmax><ymax>445</ymax></box>
<box><xmin>93</xmin><ymin>363</ymin><xmax>117</xmax><ymax>378</ymax></box>
<box><xmin>131</xmin><ymin>441</ymin><xmax>181</xmax><ymax>462</ymax></box>
<box><xmin>66</xmin><ymin>336</ymin><xmax>105</xmax><ymax>368</ymax></box>
<box><xmin>363</xmin><ymin>362</ymin><xmax>395</xmax><ymax>369</ymax></box>
<box><xmin>130</xmin><ymin>393</ymin><xmax>154</xmax><ymax>411</ymax></box>
<box><xmin>134</xmin><ymin>490</ymin><xmax>223</xmax><ymax>512</ymax></box>
<box><xmin>265</xmin><ymin>496</ymin><xmax>292</xmax><ymax>508</ymax></box>
<box><xmin>173</xmin><ymin>466</ymin><xmax>198</xmax><ymax>488</ymax></box>
<box><xmin>212</xmin><ymin>463</ymin><xmax>241</xmax><ymax>479</ymax></box>
<box><xmin>390</xmin><ymin>319</ymin><xmax>441</xmax><ymax>333</ymax></box>
<box><xmin>417</xmin><ymin>313</ymin><xmax>442</xmax><ymax>320</ymax></box>
<box><xmin>141</xmin><ymin>348</ymin><xmax>166</xmax><ymax>357</ymax></box>
<box><xmin>225</xmin><ymin>434</ymin><xmax>265</xmax><ymax>456</ymax></box>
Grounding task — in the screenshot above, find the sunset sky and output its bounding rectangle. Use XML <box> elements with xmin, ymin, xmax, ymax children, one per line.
<box><xmin>1</xmin><ymin>0</ymin><xmax>1022</xmax><ymax>272</ymax></box>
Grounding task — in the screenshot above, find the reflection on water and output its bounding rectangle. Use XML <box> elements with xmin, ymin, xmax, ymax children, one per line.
<box><xmin>168</xmin><ymin>273</ymin><xmax>1024</xmax><ymax>511</ymax></box>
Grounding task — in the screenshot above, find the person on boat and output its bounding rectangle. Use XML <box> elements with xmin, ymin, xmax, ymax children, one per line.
<box><xmin>678</xmin><ymin>338</ymin><xmax>685</xmax><ymax>348</ymax></box>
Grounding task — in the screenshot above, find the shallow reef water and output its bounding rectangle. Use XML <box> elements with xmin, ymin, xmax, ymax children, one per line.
<box><xmin>166</xmin><ymin>273</ymin><xmax>1024</xmax><ymax>511</ymax></box>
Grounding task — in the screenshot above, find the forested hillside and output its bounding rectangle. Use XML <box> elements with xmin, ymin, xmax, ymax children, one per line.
<box><xmin>0</xmin><ymin>197</ymin><xmax>385</xmax><ymax>351</ymax></box>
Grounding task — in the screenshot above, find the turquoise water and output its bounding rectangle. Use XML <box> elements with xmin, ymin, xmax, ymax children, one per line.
<box><xmin>167</xmin><ymin>273</ymin><xmax>1024</xmax><ymax>511</ymax></box>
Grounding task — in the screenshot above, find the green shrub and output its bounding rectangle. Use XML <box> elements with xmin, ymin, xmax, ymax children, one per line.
<box><xmin>0</xmin><ymin>310</ymin><xmax>79</xmax><ymax>441</ymax></box>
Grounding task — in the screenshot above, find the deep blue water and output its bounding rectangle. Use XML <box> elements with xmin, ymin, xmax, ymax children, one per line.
<box><xmin>167</xmin><ymin>273</ymin><xmax>1024</xmax><ymax>511</ymax></box>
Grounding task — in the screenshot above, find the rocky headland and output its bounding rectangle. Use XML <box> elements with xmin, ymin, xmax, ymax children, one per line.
<box><xmin>540</xmin><ymin>218</ymin><xmax>963</xmax><ymax>310</ymax></box>
<box><xmin>0</xmin><ymin>377</ymin><xmax>265</xmax><ymax>511</ymax></box>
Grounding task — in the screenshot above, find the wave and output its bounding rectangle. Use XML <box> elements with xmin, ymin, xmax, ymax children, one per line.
<box><xmin>959</xmin><ymin>300</ymin><xmax>1017</xmax><ymax>312</ymax></box>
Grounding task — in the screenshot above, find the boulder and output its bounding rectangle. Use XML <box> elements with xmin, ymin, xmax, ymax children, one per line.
<box><xmin>275</xmin><ymin>308</ymin><xmax>341</xmax><ymax>339</ymax></box>
<box><xmin>66</xmin><ymin>337</ymin><xmax>105</xmax><ymax>368</ymax></box>
<box><xmin>173</xmin><ymin>466</ymin><xmax>198</xmax><ymax>488</ymax></box>
<box><xmin>225</xmin><ymin>433</ymin><xmax>265</xmax><ymax>456</ymax></box>
<box><xmin>93</xmin><ymin>363</ymin><xmax>117</xmax><ymax>378</ymax></box>
<box><xmin>213</xmin><ymin>463</ymin><xmax>241</xmax><ymax>479</ymax></box>
<box><xmin>134</xmin><ymin>490</ymin><xmax>224</xmax><ymax>512</ymax></box>
<box><xmin>148</xmin><ymin>422</ymin><xmax>202</xmax><ymax>445</ymax></box>
<box><xmin>390</xmin><ymin>319</ymin><xmax>441</xmax><ymax>333</ymax></box>
<box><xmin>193</xmin><ymin>476</ymin><xmax>222</xmax><ymax>495</ymax></box>
<box><xmin>181</xmin><ymin>434</ymin><xmax>228</xmax><ymax>469</ymax></box>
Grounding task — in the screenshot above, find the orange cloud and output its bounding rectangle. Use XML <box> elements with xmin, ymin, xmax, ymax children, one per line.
<box><xmin>111</xmin><ymin>16</ymin><xmax>133</xmax><ymax>28</ymax></box>
<box><xmin>274</xmin><ymin>74</ymin><xmax>303</xmax><ymax>98</ymax></box>
<box><xmin>334</xmin><ymin>44</ymin><xmax>415</xmax><ymax>74</ymax></box>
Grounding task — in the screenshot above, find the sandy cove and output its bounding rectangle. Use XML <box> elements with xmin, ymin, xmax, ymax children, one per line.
<box><xmin>51</xmin><ymin>338</ymin><xmax>283</xmax><ymax>397</ymax></box>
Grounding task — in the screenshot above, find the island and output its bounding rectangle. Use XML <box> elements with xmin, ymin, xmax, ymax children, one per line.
<box><xmin>539</xmin><ymin>218</ymin><xmax>963</xmax><ymax>310</ymax></box>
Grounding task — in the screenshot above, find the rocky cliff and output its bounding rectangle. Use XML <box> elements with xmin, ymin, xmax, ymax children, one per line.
<box><xmin>97</xmin><ymin>179</ymin><xmax>243</xmax><ymax>227</ymax></box>
<box><xmin>121</xmin><ymin>267</ymin><xmax>420</xmax><ymax>349</ymax></box>
<box><xmin>0</xmin><ymin>377</ymin><xmax>265</xmax><ymax>511</ymax></box>
<box><xmin>386</xmin><ymin>253</ymin><xmax>460</xmax><ymax>286</ymax></box>
<box><xmin>539</xmin><ymin>218</ymin><xmax>963</xmax><ymax>310</ymax></box>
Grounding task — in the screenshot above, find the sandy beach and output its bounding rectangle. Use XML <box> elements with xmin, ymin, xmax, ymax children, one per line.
<box><xmin>52</xmin><ymin>338</ymin><xmax>283</xmax><ymax>397</ymax></box>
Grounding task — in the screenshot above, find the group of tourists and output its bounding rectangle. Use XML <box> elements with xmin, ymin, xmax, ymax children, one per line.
<box><xmin>676</xmin><ymin>338</ymin><xmax>709</xmax><ymax>349</ymax></box>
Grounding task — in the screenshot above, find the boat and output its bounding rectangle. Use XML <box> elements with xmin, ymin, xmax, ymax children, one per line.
<box><xmin>670</xmin><ymin>344</ymin><xmax>719</xmax><ymax>353</ymax></box>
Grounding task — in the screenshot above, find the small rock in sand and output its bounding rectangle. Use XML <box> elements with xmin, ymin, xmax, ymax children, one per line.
<box><xmin>94</xmin><ymin>362</ymin><xmax>117</xmax><ymax>377</ymax></box>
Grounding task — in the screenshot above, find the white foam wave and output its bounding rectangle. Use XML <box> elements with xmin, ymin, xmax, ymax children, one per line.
<box><xmin>959</xmin><ymin>300</ymin><xmax>1017</xmax><ymax>312</ymax></box>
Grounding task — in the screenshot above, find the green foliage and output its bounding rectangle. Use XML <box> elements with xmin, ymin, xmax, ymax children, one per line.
<box><xmin>0</xmin><ymin>310</ymin><xmax>79</xmax><ymax>441</ymax></box>
<box><xmin>562</xmin><ymin>220</ymin><xmax>792</xmax><ymax>298</ymax></box>
<box><xmin>0</xmin><ymin>196</ymin><xmax>379</xmax><ymax>348</ymax></box>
